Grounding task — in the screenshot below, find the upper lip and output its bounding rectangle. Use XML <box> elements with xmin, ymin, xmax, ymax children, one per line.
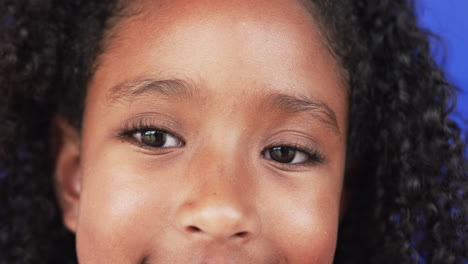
<box><xmin>189</xmin><ymin>250</ymin><xmax>252</xmax><ymax>264</ymax></box>
<box><xmin>193</xmin><ymin>256</ymin><xmax>238</xmax><ymax>264</ymax></box>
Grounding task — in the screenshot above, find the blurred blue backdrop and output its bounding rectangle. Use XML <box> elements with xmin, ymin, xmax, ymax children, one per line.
<box><xmin>417</xmin><ymin>0</ymin><xmax>468</xmax><ymax>132</ymax></box>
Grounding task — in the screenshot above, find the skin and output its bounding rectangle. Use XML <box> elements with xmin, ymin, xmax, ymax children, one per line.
<box><xmin>54</xmin><ymin>0</ymin><xmax>349</xmax><ymax>263</ymax></box>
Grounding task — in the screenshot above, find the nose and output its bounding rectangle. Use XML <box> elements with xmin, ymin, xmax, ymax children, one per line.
<box><xmin>175</xmin><ymin>175</ymin><xmax>260</xmax><ymax>242</ymax></box>
<box><xmin>177</xmin><ymin>198</ymin><xmax>259</xmax><ymax>242</ymax></box>
<box><xmin>175</xmin><ymin>130</ymin><xmax>260</xmax><ymax>242</ymax></box>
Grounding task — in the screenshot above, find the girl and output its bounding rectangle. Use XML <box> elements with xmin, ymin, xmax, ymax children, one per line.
<box><xmin>1</xmin><ymin>0</ymin><xmax>467</xmax><ymax>263</ymax></box>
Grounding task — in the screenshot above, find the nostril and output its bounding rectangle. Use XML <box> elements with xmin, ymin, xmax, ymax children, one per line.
<box><xmin>186</xmin><ymin>225</ymin><xmax>202</xmax><ymax>233</ymax></box>
<box><xmin>233</xmin><ymin>231</ymin><xmax>249</xmax><ymax>238</ymax></box>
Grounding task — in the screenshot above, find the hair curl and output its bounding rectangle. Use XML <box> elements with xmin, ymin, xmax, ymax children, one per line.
<box><xmin>0</xmin><ymin>0</ymin><xmax>467</xmax><ymax>263</ymax></box>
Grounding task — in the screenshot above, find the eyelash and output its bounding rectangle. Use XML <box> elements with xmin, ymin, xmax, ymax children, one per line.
<box><xmin>262</xmin><ymin>142</ymin><xmax>325</xmax><ymax>166</ymax></box>
<box><xmin>117</xmin><ymin>118</ymin><xmax>185</xmax><ymax>151</ymax></box>
<box><xmin>117</xmin><ymin>118</ymin><xmax>324</xmax><ymax>166</ymax></box>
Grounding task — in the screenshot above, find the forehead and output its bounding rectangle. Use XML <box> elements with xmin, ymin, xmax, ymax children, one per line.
<box><xmin>87</xmin><ymin>0</ymin><xmax>348</xmax><ymax>134</ymax></box>
<box><xmin>127</xmin><ymin>0</ymin><xmax>316</xmax><ymax>28</ymax></box>
<box><xmin>100</xmin><ymin>0</ymin><xmax>337</xmax><ymax>78</ymax></box>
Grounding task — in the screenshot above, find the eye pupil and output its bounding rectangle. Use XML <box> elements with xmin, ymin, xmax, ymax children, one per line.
<box><xmin>270</xmin><ymin>146</ymin><xmax>296</xmax><ymax>163</ymax></box>
<box><xmin>141</xmin><ymin>131</ymin><xmax>167</xmax><ymax>147</ymax></box>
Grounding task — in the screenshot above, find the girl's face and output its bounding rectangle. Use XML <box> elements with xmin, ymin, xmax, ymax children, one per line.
<box><xmin>55</xmin><ymin>0</ymin><xmax>348</xmax><ymax>263</ymax></box>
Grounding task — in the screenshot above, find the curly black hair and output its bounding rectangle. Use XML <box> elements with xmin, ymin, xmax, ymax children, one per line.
<box><xmin>1</xmin><ymin>0</ymin><xmax>467</xmax><ymax>263</ymax></box>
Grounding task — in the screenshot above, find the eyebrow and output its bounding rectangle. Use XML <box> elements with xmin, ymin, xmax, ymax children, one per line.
<box><xmin>107</xmin><ymin>77</ymin><xmax>198</xmax><ymax>103</ymax></box>
<box><xmin>263</xmin><ymin>92</ymin><xmax>339</xmax><ymax>133</ymax></box>
<box><xmin>107</xmin><ymin>77</ymin><xmax>340</xmax><ymax>134</ymax></box>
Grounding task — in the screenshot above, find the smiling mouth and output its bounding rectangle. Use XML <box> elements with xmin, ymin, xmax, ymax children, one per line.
<box><xmin>139</xmin><ymin>255</ymin><xmax>287</xmax><ymax>264</ymax></box>
<box><xmin>139</xmin><ymin>258</ymin><xmax>239</xmax><ymax>264</ymax></box>
<box><xmin>138</xmin><ymin>243</ymin><xmax>288</xmax><ymax>264</ymax></box>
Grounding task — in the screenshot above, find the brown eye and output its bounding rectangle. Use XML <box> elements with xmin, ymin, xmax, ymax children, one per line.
<box><xmin>264</xmin><ymin>146</ymin><xmax>309</xmax><ymax>164</ymax></box>
<box><xmin>133</xmin><ymin>130</ymin><xmax>182</xmax><ymax>148</ymax></box>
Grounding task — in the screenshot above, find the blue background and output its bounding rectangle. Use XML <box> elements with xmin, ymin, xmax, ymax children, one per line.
<box><xmin>417</xmin><ymin>0</ymin><xmax>467</xmax><ymax>132</ymax></box>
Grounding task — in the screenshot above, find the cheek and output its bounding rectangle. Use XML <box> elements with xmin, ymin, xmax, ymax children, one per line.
<box><xmin>75</xmin><ymin>151</ymin><xmax>179</xmax><ymax>263</ymax></box>
<box><xmin>260</xmin><ymin>180</ymin><xmax>340</xmax><ymax>264</ymax></box>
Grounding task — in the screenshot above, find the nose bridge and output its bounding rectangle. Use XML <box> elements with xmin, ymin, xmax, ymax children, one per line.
<box><xmin>175</xmin><ymin>138</ymin><xmax>259</xmax><ymax>242</ymax></box>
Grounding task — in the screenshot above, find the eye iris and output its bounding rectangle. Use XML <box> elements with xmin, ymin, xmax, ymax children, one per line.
<box><xmin>270</xmin><ymin>146</ymin><xmax>296</xmax><ymax>163</ymax></box>
<box><xmin>141</xmin><ymin>131</ymin><xmax>167</xmax><ymax>147</ymax></box>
